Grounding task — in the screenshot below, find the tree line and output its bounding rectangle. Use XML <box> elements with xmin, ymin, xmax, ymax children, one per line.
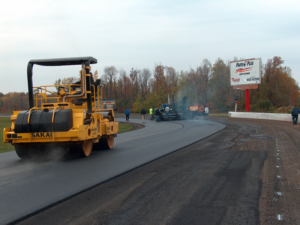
<box><xmin>0</xmin><ymin>56</ymin><xmax>299</xmax><ymax>113</ymax></box>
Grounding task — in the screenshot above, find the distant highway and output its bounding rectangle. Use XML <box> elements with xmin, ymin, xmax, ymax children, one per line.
<box><xmin>0</xmin><ymin>115</ymin><xmax>11</xmax><ymax>117</ymax></box>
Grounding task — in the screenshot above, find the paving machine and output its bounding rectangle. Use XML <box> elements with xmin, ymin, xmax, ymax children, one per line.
<box><xmin>190</xmin><ymin>104</ymin><xmax>205</xmax><ymax>117</ymax></box>
<box><xmin>153</xmin><ymin>96</ymin><xmax>192</xmax><ymax>121</ymax></box>
<box><xmin>175</xmin><ymin>96</ymin><xmax>193</xmax><ymax>120</ymax></box>
<box><xmin>3</xmin><ymin>57</ymin><xmax>119</xmax><ymax>158</ymax></box>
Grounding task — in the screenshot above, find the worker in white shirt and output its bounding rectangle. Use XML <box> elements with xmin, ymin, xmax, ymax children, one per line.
<box><xmin>165</xmin><ymin>105</ymin><xmax>170</xmax><ymax>120</ymax></box>
<box><xmin>204</xmin><ymin>106</ymin><xmax>209</xmax><ymax>120</ymax></box>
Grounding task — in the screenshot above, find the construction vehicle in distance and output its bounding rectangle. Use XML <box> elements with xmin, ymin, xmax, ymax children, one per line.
<box><xmin>153</xmin><ymin>104</ymin><xmax>179</xmax><ymax>121</ymax></box>
<box><xmin>153</xmin><ymin>95</ymin><xmax>193</xmax><ymax>121</ymax></box>
<box><xmin>101</xmin><ymin>99</ymin><xmax>117</xmax><ymax>111</ymax></box>
<box><xmin>175</xmin><ymin>95</ymin><xmax>193</xmax><ymax>120</ymax></box>
<box><xmin>190</xmin><ymin>104</ymin><xmax>205</xmax><ymax>117</ymax></box>
<box><xmin>3</xmin><ymin>57</ymin><xmax>119</xmax><ymax>159</ymax></box>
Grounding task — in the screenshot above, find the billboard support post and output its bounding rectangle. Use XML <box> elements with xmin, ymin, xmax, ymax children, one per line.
<box><xmin>245</xmin><ymin>89</ymin><xmax>250</xmax><ymax>112</ymax></box>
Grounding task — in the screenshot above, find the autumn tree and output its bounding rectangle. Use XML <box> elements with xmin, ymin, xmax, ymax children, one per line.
<box><xmin>176</xmin><ymin>70</ymin><xmax>188</xmax><ymax>103</ymax></box>
<box><xmin>61</xmin><ymin>77</ymin><xmax>78</xmax><ymax>85</ymax></box>
<box><xmin>176</xmin><ymin>60</ymin><xmax>211</xmax><ymax>107</ymax></box>
<box><xmin>120</xmin><ymin>69</ymin><xmax>131</xmax><ymax>100</ymax></box>
<box><xmin>92</xmin><ymin>70</ymin><xmax>99</xmax><ymax>81</ymax></box>
<box><xmin>0</xmin><ymin>92</ymin><xmax>3</xmax><ymax>109</ymax></box>
<box><xmin>258</xmin><ymin>56</ymin><xmax>299</xmax><ymax>107</ymax></box>
<box><xmin>129</xmin><ymin>68</ymin><xmax>140</xmax><ymax>100</ymax></box>
<box><xmin>0</xmin><ymin>92</ymin><xmax>29</xmax><ymax>112</ymax></box>
<box><xmin>209</xmin><ymin>58</ymin><xmax>231</xmax><ymax>111</ymax></box>
<box><xmin>138</xmin><ymin>68</ymin><xmax>152</xmax><ymax>99</ymax></box>
<box><xmin>104</xmin><ymin>66</ymin><xmax>118</xmax><ymax>97</ymax></box>
<box><xmin>165</xmin><ymin>66</ymin><xmax>178</xmax><ymax>96</ymax></box>
<box><xmin>53</xmin><ymin>79</ymin><xmax>61</xmax><ymax>91</ymax></box>
<box><xmin>153</xmin><ymin>64</ymin><xmax>166</xmax><ymax>94</ymax></box>
<box><xmin>197</xmin><ymin>59</ymin><xmax>211</xmax><ymax>104</ymax></box>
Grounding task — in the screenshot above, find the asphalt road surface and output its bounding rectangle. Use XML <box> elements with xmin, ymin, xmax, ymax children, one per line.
<box><xmin>0</xmin><ymin>118</ymin><xmax>225</xmax><ymax>224</ymax></box>
<box><xmin>12</xmin><ymin>116</ymin><xmax>300</xmax><ymax>225</ymax></box>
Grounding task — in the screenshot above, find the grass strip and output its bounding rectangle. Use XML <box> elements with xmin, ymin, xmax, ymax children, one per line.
<box><xmin>119</xmin><ymin>123</ymin><xmax>133</xmax><ymax>133</ymax></box>
<box><xmin>0</xmin><ymin>117</ymin><xmax>11</xmax><ymax>122</ymax></box>
<box><xmin>0</xmin><ymin>122</ymin><xmax>15</xmax><ymax>153</ymax></box>
<box><xmin>209</xmin><ymin>113</ymin><xmax>228</xmax><ymax>117</ymax></box>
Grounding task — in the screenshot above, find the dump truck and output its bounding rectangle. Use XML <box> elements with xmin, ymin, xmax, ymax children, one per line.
<box><xmin>3</xmin><ymin>57</ymin><xmax>119</xmax><ymax>158</ymax></box>
<box><xmin>102</xmin><ymin>99</ymin><xmax>117</xmax><ymax>111</ymax></box>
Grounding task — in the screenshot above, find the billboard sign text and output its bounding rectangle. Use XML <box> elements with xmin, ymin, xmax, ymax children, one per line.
<box><xmin>230</xmin><ymin>58</ymin><xmax>261</xmax><ymax>86</ymax></box>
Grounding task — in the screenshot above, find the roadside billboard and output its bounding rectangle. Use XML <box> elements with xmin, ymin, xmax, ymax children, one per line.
<box><xmin>230</xmin><ymin>58</ymin><xmax>261</xmax><ymax>86</ymax></box>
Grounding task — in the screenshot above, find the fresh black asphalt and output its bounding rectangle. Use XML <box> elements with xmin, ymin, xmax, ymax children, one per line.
<box><xmin>0</xmin><ymin>118</ymin><xmax>225</xmax><ymax>224</ymax></box>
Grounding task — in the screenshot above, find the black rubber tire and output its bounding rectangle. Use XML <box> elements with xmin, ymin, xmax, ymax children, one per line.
<box><xmin>93</xmin><ymin>135</ymin><xmax>114</xmax><ymax>150</ymax></box>
<box><xmin>15</xmin><ymin>144</ymin><xmax>52</xmax><ymax>160</ymax></box>
<box><xmin>15</xmin><ymin>145</ymin><xmax>30</xmax><ymax>159</ymax></box>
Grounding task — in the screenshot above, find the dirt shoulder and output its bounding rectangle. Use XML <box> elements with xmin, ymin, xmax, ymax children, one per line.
<box><xmin>213</xmin><ymin>117</ymin><xmax>300</xmax><ymax>224</ymax></box>
<box><xmin>16</xmin><ymin>117</ymin><xmax>300</xmax><ymax>225</ymax></box>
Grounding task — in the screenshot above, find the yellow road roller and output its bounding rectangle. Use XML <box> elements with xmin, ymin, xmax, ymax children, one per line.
<box><xmin>3</xmin><ymin>57</ymin><xmax>119</xmax><ymax>158</ymax></box>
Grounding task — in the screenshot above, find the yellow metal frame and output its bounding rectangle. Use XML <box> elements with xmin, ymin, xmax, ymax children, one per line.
<box><xmin>4</xmin><ymin>110</ymin><xmax>119</xmax><ymax>144</ymax></box>
<box><xmin>3</xmin><ymin>65</ymin><xmax>118</xmax><ymax>147</ymax></box>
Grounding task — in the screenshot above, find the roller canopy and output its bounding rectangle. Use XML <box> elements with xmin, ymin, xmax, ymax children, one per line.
<box><xmin>29</xmin><ymin>57</ymin><xmax>97</xmax><ymax>66</ymax></box>
<box><xmin>27</xmin><ymin>56</ymin><xmax>97</xmax><ymax>109</ymax></box>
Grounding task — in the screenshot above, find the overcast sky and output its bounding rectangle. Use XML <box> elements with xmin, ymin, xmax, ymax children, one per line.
<box><xmin>1</xmin><ymin>0</ymin><xmax>299</xmax><ymax>94</ymax></box>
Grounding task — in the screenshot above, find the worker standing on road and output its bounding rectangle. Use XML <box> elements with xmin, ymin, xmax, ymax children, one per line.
<box><xmin>291</xmin><ymin>105</ymin><xmax>299</xmax><ymax>125</ymax></box>
<box><xmin>204</xmin><ymin>106</ymin><xmax>209</xmax><ymax>120</ymax></box>
<box><xmin>125</xmin><ymin>108</ymin><xmax>130</xmax><ymax>121</ymax></box>
<box><xmin>141</xmin><ymin>108</ymin><xmax>146</xmax><ymax>123</ymax></box>
<box><xmin>165</xmin><ymin>105</ymin><xmax>170</xmax><ymax>120</ymax></box>
<box><xmin>149</xmin><ymin>107</ymin><xmax>153</xmax><ymax>120</ymax></box>
<box><xmin>156</xmin><ymin>107</ymin><xmax>160</xmax><ymax>122</ymax></box>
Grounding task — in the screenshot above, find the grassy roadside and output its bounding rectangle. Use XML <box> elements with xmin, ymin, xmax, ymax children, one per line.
<box><xmin>0</xmin><ymin>122</ymin><xmax>14</xmax><ymax>153</ymax></box>
<box><xmin>115</xmin><ymin>112</ymin><xmax>141</xmax><ymax>116</ymax></box>
<box><xmin>0</xmin><ymin>117</ymin><xmax>11</xmax><ymax>122</ymax></box>
<box><xmin>209</xmin><ymin>113</ymin><xmax>228</xmax><ymax>117</ymax></box>
<box><xmin>119</xmin><ymin>123</ymin><xmax>133</xmax><ymax>133</ymax></box>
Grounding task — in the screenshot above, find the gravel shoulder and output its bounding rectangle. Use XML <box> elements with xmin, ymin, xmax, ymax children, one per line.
<box><xmin>15</xmin><ymin>117</ymin><xmax>300</xmax><ymax>225</ymax></box>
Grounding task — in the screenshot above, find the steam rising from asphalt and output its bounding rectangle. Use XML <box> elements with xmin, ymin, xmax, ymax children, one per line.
<box><xmin>44</xmin><ymin>145</ymin><xmax>70</xmax><ymax>161</ymax></box>
<box><xmin>175</xmin><ymin>83</ymin><xmax>209</xmax><ymax>108</ymax></box>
